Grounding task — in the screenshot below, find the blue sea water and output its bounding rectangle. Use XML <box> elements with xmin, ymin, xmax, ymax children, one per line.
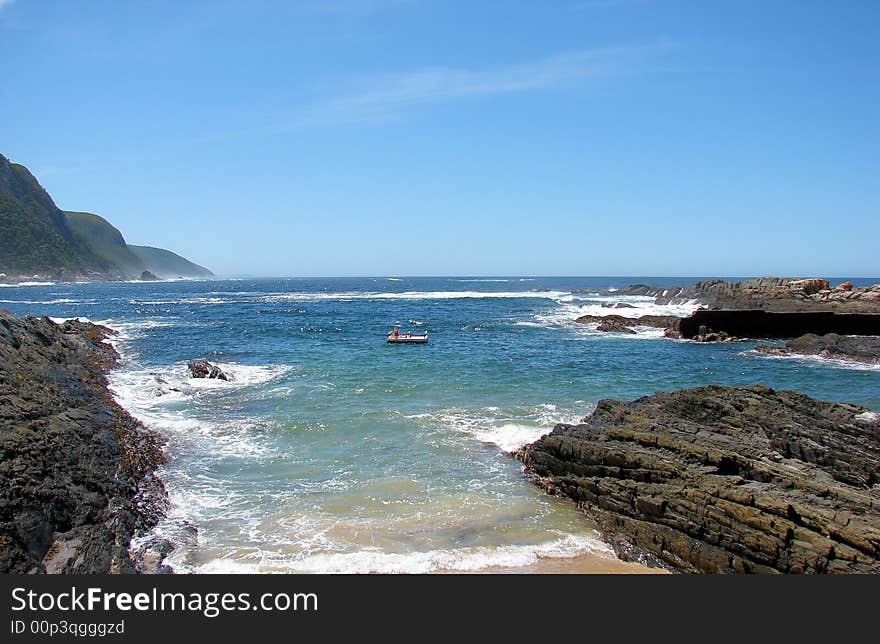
<box><xmin>2</xmin><ymin>276</ymin><xmax>878</xmax><ymax>572</ymax></box>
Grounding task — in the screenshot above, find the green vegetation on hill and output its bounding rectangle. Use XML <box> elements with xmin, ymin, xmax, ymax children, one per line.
<box><xmin>0</xmin><ymin>155</ymin><xmax>114</xmax><ymax>277</ymax></box>
<box><xmin>64</xmin><ymin>211</ymin><xmax>148</xmax><ymax>278</ymax></box>
<box><xmin>65</xmin><ymin>211</ymin><xmax>213</xmax><ymax>279</ymax></box>
<box><xmin>0</xmin><ymin>152</ymin><xmax>214</xmax><ymax>281</ymax></box>
<box><xmin>0</xmin><ymin>194</ymin><xmax>97</xmax><ymax>275</ymax></box>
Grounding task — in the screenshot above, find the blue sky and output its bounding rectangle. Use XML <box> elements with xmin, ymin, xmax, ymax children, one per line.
<box><xmin>1</xmin><ymin>0</ymin><xmax>877</xmax><ymax>277</ymax></box>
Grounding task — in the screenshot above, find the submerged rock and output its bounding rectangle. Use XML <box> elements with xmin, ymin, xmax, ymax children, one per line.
<box><xmin>188</xmin><ymin>359</ymin><xmax>231</xmax><ymax>381</ymax></box>
<box><xmin>517</xmin><ymin>385</ymin><xmax>880</xmax><ymax>573</ymax></box>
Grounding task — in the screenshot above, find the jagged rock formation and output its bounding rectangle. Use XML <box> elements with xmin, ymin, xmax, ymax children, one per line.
<box><xmin>188</xmin><ymin>359</ymin><xmax>231</xmax><ymax>381</ymax></box>
<box><xmin>575</xmin><ymin>314</ymin><xmax>681</xmax><ymax>337</ymax></box>
<box><xmin>0</xmin><ymin>310</ymin><xmax>168</xmax><ymax>573</ymax></box>
<box><xmin>575</xmin><ymin>278</ymin><xmax>880</xmax><ymax>340</ymax></box>
<box><xmin>517</xmin><ymin>385</ymin><xmax>880</xmax><ymax>574</ymax></box>
<box><xmin>596</xmin><ymin>319</ymin><xmax>636</xmax><ymax>334</ymax></box>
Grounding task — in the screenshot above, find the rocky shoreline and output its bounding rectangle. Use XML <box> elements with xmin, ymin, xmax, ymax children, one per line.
<box><xmin>0</xmin><ymin>309</ymin><xmax>170</xmax><ymax>573</ymax></box>
<box><xmin>516</xmin><ymin>385</ymin><xmax>880</xmax><ymax>573</ymax></box>
<box><xmin>576</xmin><ymin>277</ymin><xmax>880</xmax><ymax>341</ymax></box>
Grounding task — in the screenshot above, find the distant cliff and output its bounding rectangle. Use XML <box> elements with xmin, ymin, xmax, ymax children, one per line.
<box><xmin>128</xmin><ymin>245</ymin><xmax>213</xmax><ymax>280</ymax></box>
<box><xmin>65</xmin><ymin>211</ymin><xmax>213</xmax><ymax>280</ymax></box>
<box><xmin>0</xmin><ymin>153</ymin><xmax>213</xmax><ymax>282</ymax></box>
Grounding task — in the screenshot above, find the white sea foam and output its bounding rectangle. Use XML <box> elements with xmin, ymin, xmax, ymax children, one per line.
<box><xmin>456</xmin><ymin>279</ymin><xmax>512</xmax><ymax>282</ymax></box>
<box><xmin>262</xmin><ymin>290</ymin><xmax>572</xmax><ymax>302</ymax></box>
<box><xmin>0</xmin><ymin>281</ymin><xmax>56</xmax><ymax>287</ymax></box>
<box><xmin>747</xmin><ymin>350</ymin><xmax>880</xmax><ymax>372</ymax></box>
<box><xmin>405</xmin><ymin>402</ymin><xmax>587</xmax><ymax>453</ymax></box>
<box><xmin>0</xmin><ymin>298</ymin><xmax>84</xmax><ymax>305</ymax></box>
<box><xmin>128</xmin><ymin>297</ymin><xmax>231</xmax><ymax>305</ymax></box>
<box><xmin>193</xmin><ymin>533</ymin><xmax>613</xmax><ymax>574</ymax></box>
<box><xmin>528</xmin><ymin>294</ymin><xmax>701</xmax><ymax>336</ymax></box>
<box><xmin>471</xmin><ymin>423</ymin><xmax>553</xmax><ymax>453</ymax></box>
<box><xmin>109</xmin><ymin>346</ymin><xmax>298</xmax><ymax>570</ymax></box>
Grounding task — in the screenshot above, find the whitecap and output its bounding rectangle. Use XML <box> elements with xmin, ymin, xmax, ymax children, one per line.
<box><xmin>261</xmin><ymin>290</ymin><xmax>573</xmax><ymax>303</ymax></box>
<box><xmin>192</xmin><ymin>533</ymin><xmax>613</xmax><ymax>574</ymax></box>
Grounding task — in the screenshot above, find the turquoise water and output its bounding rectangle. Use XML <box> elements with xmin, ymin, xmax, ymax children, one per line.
<box><xmin>2</xmin><ymin>277</ymin><xmax>878</xmax><ymax>572</ymax></box>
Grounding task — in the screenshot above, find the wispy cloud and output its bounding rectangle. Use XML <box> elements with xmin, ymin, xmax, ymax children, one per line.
<box><xmin>0</xmin><ymin>0</ymin><xmax>15</xmax><ymax>11</ymax></box>
<box><xmin>306</xmin><ymin>0</ymin><xmax>415</xmax><ymax>13</ymax></box>
<box><xmin>276</xmin><ymin>43</ymin><xmax>671</xmax><ymax>131</ymax></box>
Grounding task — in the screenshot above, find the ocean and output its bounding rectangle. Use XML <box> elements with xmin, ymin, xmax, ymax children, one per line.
<box><xmin>2</xmin><ymin>276</ymin><xmax>878</xmax><ymax>573</ymax></box>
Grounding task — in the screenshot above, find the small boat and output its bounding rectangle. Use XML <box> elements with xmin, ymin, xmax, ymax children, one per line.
<box><xmin>387</xmin><ymin>326</ymin><xmax>428</xmax><ymax>344</ymax></box>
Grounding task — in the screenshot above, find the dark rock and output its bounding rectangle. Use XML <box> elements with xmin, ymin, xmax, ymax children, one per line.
<box><xmin>596</xmin><ymin>319</ymin><xmax>636</xmax><ymax>334</ymax></box>
<box><xmin>690</xmin><ymin>325</ymin><xmax>736</xmax><ymax>342</ymax></box>
<box><xmin>576</xmin><ymin>314</ymin><xmax>681</xmax><ymax>337</ymax></box>
<box><xmin>188</xmin><ymin>359</ymin><xmax>231</xmax><ymax>381</ymax></box>
<box><xmin>680</xmin><ymin>310</ymin><xmax>880</xmax><ymax>339</ymax></box>
<box><xmin>140</xmin><ymin>270</ymin><xmax>160</xmax><ymax>281</ymax></box>
<box><xmin>756</xmin><ymin>334</ymin><xmax>880</xmax><ymax>365</ymax></box>
<box><xmin>517</xmin><ymin>385</ymin><xmax>880</xmax><ymax>574</ymax></box>
<box><xmin>581</xmin><ymin>278</ymin><xmax>880</xmax><ymax>315</ymax></box>
<box><xmin>0</xmin><ymin>309</ymin><xmax>168</xmax><ymax>573</ymax></box>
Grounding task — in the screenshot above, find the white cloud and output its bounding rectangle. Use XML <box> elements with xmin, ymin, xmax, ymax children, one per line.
<box><xmin>307</xmin><ymin>0</ymin><xmax>413</xmax><ymax>12</ymax></box>
<box><xmin>280</xmin><ymin>43</ymin><xmax>670</xmax><ymax>130</ymax></box>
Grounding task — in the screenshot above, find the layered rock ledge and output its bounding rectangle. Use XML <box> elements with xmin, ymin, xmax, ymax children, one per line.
<box><xmin>575</xmin><ymin>278</ymin><xmax>880</xmax><ymax>340</ymax></box>
<box><xmin>516</xmin><ymin>385</ymin><xmax>880</xmax><ymax>573</ymax></box>
<box><xmin>0</xmin><ymin>310</ymin><xmax>168</xmax><ymax>573</ymax></box>
<box><xmin>582</xmin><ymin>277</ymin><xmax>880</xmax><ymax>312</ymax></box>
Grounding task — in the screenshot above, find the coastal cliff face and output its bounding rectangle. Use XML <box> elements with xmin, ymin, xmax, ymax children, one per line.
<box><xmin>0</xmin><ymin>310</ymin><xmax>167</xmax><ymax>573</ymax></box>
<box><xmin>0</xmin><ymin>153</ymin><xmax>213</xmax><ymax>282</ymax></box>
<box><xmin>517</xmin><ymin>386</ymin><xmax>880</xmax><ymax>573</ymax></box>
<box><xmin>0</xmin><ymin>154</ymin><xmax>119</xmax><ymax>280</ymax></box>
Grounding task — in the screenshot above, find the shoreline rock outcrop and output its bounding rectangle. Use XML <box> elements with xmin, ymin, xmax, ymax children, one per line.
<box><xmin>679</xmin><ymin>310</ymin><xmax>880</xmax><ymax>339</ymax></box>
<box><xmin>575</xmin><ymin>314</ymin><xmax>681</xmax><ymax>337</ymax></box>
<box><xmin>0</xmin><ymin>309</ymin><xmax>169</xmax><ymax>573</ymax></box>
<box><xmin>574</xmin><ymin>278</ymin><xmax>880</xmax><ymax>341</ymax></box>
<box><xmin>756</xmin><ymin>334</ymin><xmax>880</xmax><ymax>365</ymax></box>
<box><xmin>578</xmin><ymin>277</ymin><xmax>880</xmax><ymax>312</ymax></box>
<box><xmin>188</xmin><ymin>359</ymin><xmax>231</xmax><ymax>381</ymax></box>
<box><xmin>517</xmin><ymin>385</ymin><xmax>880</xmax><ymax>573</ymax></box>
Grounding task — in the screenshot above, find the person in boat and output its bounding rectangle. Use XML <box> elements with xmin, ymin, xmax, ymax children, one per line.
<box><xmin>390</xmin><ymin>326</ymin><xmax>400</xmax><ymax>338</ymax></box>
